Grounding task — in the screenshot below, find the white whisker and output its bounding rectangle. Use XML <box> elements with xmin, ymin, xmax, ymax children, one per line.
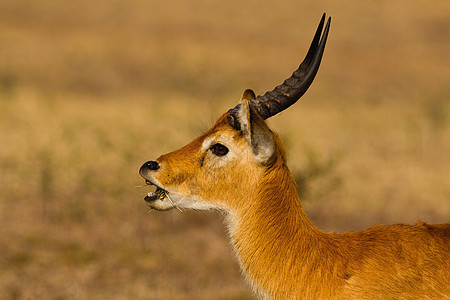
<box><xmin>134</xmin><ymin>185</ymin><xmax>148</xmax><ymax>188</ymax></box>
<box><xmin>166</xmin><ymin>193</ymin><xmax>183</xmax><ymax>212</ymax></box>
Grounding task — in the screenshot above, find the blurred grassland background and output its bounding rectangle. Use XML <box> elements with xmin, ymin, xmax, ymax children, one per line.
<box><xmin>0</xmin><ymin>0</ymin><xmax>449</xmax><ymax>299</ymax></box>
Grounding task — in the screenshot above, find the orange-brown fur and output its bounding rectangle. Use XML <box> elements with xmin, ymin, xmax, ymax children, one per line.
<box><xmin>233</xmin><ymin>143</ymin><xmax>449</xmax><ymax>299</ymax></box>
<box><xmin>144</xmin><ymin>109</ymin><xmax>450</xmax><ymax>299</ymax></box>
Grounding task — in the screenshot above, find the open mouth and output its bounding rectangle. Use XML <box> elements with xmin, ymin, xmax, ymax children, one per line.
<box><xmin>143</xmin><ymin>180</ymin><xmax>182</xmax><ymax>211</ymax></box>
<box><xmin>145</xmin><ymin>187</ymin><xmax>168</xmax><ymax>201</ymax></box>
<box><xmin>144</xmin><ymin>180</ymin><xmax>169</xmax><ymax>202</ymax></box>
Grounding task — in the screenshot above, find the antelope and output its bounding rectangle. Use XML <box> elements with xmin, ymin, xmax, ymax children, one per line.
<box><xmin>139</xmin><ymin>14</ymin><xmax>450</xmax><ymax>299</ymax></box>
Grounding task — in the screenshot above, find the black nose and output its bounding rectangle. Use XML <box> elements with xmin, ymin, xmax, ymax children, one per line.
<box><xmin>140</xmin><ymin>160</ymin><xmax>160</xmax><ymax>172</ymax></box>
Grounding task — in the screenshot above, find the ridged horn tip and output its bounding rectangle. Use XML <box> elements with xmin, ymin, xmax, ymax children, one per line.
<box><xmin>248</xmin><ymin>14</ymin><xmax>331</xmax><ymax>119</ymax></box>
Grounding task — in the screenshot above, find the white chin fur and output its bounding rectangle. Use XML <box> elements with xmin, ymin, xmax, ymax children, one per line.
<box><xmin>146</xmin><ymin>198</ymin><xmax>175</xmax><ymax>211</ymax></box>
<box><xmin>170</xmin><ymin>193</ymin><xmax>228</xmax><ymax>212</ymax></box>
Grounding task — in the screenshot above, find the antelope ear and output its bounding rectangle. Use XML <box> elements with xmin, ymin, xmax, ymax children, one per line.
<box><xmin>229</xmin><ymin>89</ymin><xmax>276</xmax><ymax>165</ymax></box>
<box><xmin>241</xmin><ymin>88</ymin><xmax>256</xmax><ymax>101</ymax></box>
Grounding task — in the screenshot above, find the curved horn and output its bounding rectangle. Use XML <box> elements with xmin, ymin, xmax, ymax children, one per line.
<box><xmin>249</xmin><ymin>14</ymin><xmax>331</xmax><ymax>119</ymax></box>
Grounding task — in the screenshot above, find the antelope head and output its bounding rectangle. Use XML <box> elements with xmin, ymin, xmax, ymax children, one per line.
<box><xmin>139</xmin><ymin>14</ymin><xmax>330</xmax><ymax>215</ymax></box>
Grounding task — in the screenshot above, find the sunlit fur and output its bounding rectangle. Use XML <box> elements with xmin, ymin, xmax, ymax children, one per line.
<box><xmin>141</xmin><ymin>100</ymin><xmax>450</xmax><ymax>299</ymax></box>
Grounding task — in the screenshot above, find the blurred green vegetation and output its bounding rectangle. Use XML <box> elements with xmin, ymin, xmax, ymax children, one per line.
<box><xmin>0</xmin><ymin>0</ymin><xmax>449</xmax><ymax>299</ymax></box>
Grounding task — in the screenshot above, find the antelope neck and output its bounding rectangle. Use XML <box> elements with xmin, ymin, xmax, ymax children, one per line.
<box><xmin>226</xmin><ymin>162</ymin><xmax>341</xmax><ymax>298</ymax></box>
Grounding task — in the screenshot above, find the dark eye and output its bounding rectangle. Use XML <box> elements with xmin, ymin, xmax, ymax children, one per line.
<box><xmin>210</xmin><ymin>143</ymin><xmax>229</xmax><ymax>156</ymax></box>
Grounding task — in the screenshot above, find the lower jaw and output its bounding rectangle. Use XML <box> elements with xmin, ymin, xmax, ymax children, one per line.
<box><xmin>144</xmin><ymin>196</ymin><xmax>174</xmax><ymax>211</ymax></box>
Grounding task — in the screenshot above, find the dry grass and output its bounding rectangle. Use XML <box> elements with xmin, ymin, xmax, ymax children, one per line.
<box><xmin>0</xmin><ymin>0</ymin><xmax>449</xmax><ymax>299</ymax></box>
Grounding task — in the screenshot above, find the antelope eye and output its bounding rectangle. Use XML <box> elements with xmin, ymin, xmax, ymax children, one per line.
<box><xmin>210</xmin><ymin>143</ymin><xmax>229</xmax><ymax>156</ymax></box>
